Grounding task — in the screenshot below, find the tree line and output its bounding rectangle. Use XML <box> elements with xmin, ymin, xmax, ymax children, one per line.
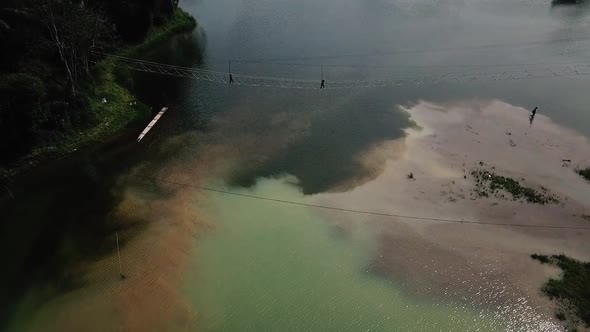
<box><xmin>0</xmin><ymin>0</ymin><xmax>180</xmax><ymax>164</ymax></box>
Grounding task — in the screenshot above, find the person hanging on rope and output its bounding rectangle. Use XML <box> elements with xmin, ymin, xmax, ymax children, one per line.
<box><xmin>320</xmin><ymin>79</ymin><xmax>325</xmax><ymax>89</ymax></box>
<box><xmin>230</xmin><ymin>73</ymin><xmax>234</xmax><ymax>84</ymax></box>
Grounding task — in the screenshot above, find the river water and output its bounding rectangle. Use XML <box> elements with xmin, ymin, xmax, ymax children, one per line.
<box><xmin>2</xmin><ymin>0</ymin><xmax>590</xmax><ymax>331</ymax></box>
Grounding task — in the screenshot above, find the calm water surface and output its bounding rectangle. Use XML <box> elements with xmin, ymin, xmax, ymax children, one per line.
<box><xmin>2</xmin><ymin>0</ymin><xmax>590</xmax><ymax>330</ymax></box>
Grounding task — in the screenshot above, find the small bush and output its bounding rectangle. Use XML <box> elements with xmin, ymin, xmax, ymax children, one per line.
<box><xmin>577</xmin><ymin>168</ymin><xmax>590</xmax><ymax>182</ymax></box>
<box><xmin>532</xmin><ymin>254</ymin><xmax>590</xmax><ymax>328</ymax></box>
<box><xmin>531</xmin><ymin>253</ymin><xmax>551</xmax><ymax>264</ymax></box>
<box><xmin>471</xmin><ymin>168</ymin><xmax>559</xmax><ymax>204</ymax></box>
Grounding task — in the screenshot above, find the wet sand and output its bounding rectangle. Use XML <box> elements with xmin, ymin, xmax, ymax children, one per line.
<box><xmin>313</xmin><ymin>100</ymin><xmax>590</xmax><ymax>330</ymax></box>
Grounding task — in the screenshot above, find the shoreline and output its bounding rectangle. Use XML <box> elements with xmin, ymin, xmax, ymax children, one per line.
<box><xmin>0</xmin><ymin>9</ymin><xmax>197</xmax><ymax>182</ymax></box>
<box><xmin>0</xmin><ymin>9</ymin><xmax>199</xmax><ymax>331</ymax></box>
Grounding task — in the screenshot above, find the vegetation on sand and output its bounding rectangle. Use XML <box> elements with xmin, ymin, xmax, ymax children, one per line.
<box><xmin>531</xmin><ymin>253</ymin><xmax>551</xmax><ymax>264</ymax></box>
<box><xmin>471</xmin><ymin>166</ymin><xmax>559</xmax><ymax>204</ymax></box>
<box><xmin>530</xmin><ymin>254</ymin><xmax>590</xmax><ymax>329</ymax></box>
<box><xmin>577</xmin><ymin>167</ymin><xmax>590</xmax><ymax>182</ymax></box>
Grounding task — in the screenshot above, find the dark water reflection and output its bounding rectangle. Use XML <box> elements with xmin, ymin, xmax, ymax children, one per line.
<box><xmin>175</xmin><ymin>0</ymin><xmax>590</xmax><ymax>193</ymax></box>
<box><xmin>0</xmin><ymin>139</ymin><xmax>138</xmax><ymax>325</ymax></box>
<box><xmin>227</xmin><ymin>89</ymin><xmax>413</xmax><ymax>194</ymax></box>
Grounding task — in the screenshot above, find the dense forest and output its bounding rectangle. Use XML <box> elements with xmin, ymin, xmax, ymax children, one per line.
<box><xmin>0</xmin><ymin>0</ymin><xmax>189</xmax><ymax>167</ymax></box>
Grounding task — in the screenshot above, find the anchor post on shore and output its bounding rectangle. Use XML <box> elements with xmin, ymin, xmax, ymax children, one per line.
<box><xmin>116</xmin><ymin>232</ymin><xmax>126</xmax><ymax>280</ymax></box>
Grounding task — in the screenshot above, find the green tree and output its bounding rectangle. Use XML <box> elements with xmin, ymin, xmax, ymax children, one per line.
<box><xmin>36</xmin><ymin>0</ymin><xmax>115</xmax><ymax>96</ymax></box>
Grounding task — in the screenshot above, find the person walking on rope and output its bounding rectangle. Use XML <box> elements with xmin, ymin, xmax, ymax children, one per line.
<box><xmin>320</xmin><ymin>79</ymin><xmax>325</xmax><ymax>89</ymax></box>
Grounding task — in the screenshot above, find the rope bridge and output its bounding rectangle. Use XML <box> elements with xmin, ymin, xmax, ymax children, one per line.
<box><xmin>98</xmin><ymin>53</ymin><xmax>590</xmax><ymax>89</ymax></box>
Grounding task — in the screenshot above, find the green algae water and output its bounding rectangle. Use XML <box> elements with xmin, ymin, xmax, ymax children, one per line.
<box><xmin>186</xmin><ymin>177</ymin><xmax>501</xmax><ymax>331</ymax></box>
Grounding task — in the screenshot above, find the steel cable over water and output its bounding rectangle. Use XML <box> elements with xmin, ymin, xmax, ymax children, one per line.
<box><xmin>132</xmin><ymin>175</ymin><xmax>590</xmax><ymax>231</ymax></box>
<box><xmin>95</xmin><ymin>52</ymin><xmax>590</xmax><ymax>90</ymax></box>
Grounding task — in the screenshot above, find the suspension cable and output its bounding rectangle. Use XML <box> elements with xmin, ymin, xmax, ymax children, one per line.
<box><xmin>95</xmin><ymin>52</ymin><xmax>590</xmax><ymax>89</ymax></box>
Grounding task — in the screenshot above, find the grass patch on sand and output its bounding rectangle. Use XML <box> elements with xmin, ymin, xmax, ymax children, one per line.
<box><xmin>471</xmin><ymin>165</ymin><xmax>559</xmax><ymax>204</ymax></box>
<box><xmin>576</xmin><ymin>168</ymin><xmax>590</xmax><ymax>182</ymax></box>
<box><xmin>531</xmin><ymin>253</ymin><xmax>551</xmax><ymax>264</ymax></box>
<box><xmin>530</xmin><ymin>254</ymin><xmax>590</xmax><ymax>330</ymax></box>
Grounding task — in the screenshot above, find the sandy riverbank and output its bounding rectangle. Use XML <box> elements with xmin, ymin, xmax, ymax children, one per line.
<box><xmin>312</xmin><ymin>100</ymin><xmax>590</xmax><ymax>330</ymax></box>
